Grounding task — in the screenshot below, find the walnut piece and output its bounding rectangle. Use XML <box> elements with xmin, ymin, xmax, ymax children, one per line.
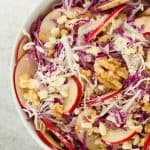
<box><xmin>143</xmin><ymin>102</ymin><xmax>150</xmax><ymax>113</ymax></box>
<box><xmin>52</xmin><ymin>103</ymin><xmax>64</xmax><ymax>118</ymax></box>
<box><xmin>145</xmin><ymin>124</ymin><xmax>150</xmax><ymax>133</ymax></box>
<box><xmin>94</xmin><ymin>57</ymin><xmax>128</xmax><ymax>90</ymax></box>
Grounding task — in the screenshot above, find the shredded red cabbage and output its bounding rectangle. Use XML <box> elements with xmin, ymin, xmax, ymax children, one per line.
<box><xmin>81</xmin><ymin>132</ymin><xmax>87</xmax><ymax>150</ymax></box>
<box><xmin>110</xmin><ymin>108</ymin><xmax>127</xmax><ymax>125</ymax></box>
<box><xmin>30</xmin><ymin>16</ymin><xmax>42</xmax><ymax>40</ymax></box>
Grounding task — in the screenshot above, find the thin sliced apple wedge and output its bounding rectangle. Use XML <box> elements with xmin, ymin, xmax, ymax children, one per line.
<box><xmin>134</xmin><ymin>16</ymin><xmax>150</xmax><ymax>33</ymax></box>
<box><xmin>102</xmin><ymin>129</ymin><xmax>137</xmax><ymax>144</ymax></box>
<box><xmin>41</xmin><ymin>119</ymin><xmax>76</xmax><ymax>150</ymax></box>
<box><xmin>15</xmin><ymin>36</ymin><xmax>29</xmax><ymax>62</ymax></box>
<box><xmin>86</xmin><ymin>5</ymin><xmax>126</xmax><ymax>42</ymax></box>
<box><xmin>39</xmin><ymin>9</ymin><xmax>62</xmax><ymax>42</ymax></box>
<box><xmin>36</xmin><ymin>130</ymin><xmax>61</xmax><ymax>150</ymax></box>
<box><xmin>13</xmin><ymin>53</ymin><xmax>37</xmax><ymax>108</ymax></box>
<box><xmin>86</xmin><ymin>88</ymin><xmax>122</xmax><ymax>106</ymax></box>
<box><xmin>63</xmin><ymin>77</ymin><xmax>82</xmax><ymax>114</ymax></box>
<box><xmin>98</xmin><ymin>0</ymin><xmax>129</xmax><ymax>11</ymax></box>
<box><xmin>144</xmin><ymin>134</ymin><xmax>150</xmax><ymax>150</ymax></box>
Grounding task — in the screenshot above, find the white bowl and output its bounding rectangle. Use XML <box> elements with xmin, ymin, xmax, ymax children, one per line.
<box><xmin>11</xmin><ymin>0</ymin><xmax>55</xmax><ymax>149</ymax></box>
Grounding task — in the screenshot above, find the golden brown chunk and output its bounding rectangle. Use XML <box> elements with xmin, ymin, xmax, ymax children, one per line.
<box><xmin>48</xmin><ymin>49</ymin><xmax>55</xmax><ymax>57</ymax></box>
<box><xmin>52</xmin><ymin>103</ymin><xmax>64</xmax><ymax>118</ymax></box>
<box><xmin>80</xmin><ymin>69</ymin><xmax>92</xmax><ymax>77</ymax></box>
<box><xmin>94</xmin><ymin>57</ymin><xmax>128</xmax><ymax>90</ymax></box>
<box><xmin>61</xmin><ymin>29</ymin><xmax>69</xmax><ymax>36</ymax></box>
<box><xmin>39</xmin><ymin>32</ymin><xmax>47</xmax><ymax>42</ymax></box>
<box><xmin>143</xmin><ymin>102</ymin><xmax>150</xmax><ymax>113</ymax></box>
<box><xmin>145</xmin><ymin>124</ymin><xmax>150</xmax><ymax>133</ymax></box>
<box><xmin>98</xmin><ymin>35</ymin><xmax>111</xmax><ymax>44</ymax></box>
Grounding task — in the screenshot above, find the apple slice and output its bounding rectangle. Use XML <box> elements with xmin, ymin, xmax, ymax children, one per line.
<box><xmin>75</xmin><ymin>109</ymin><xmax>102</xmax><ymax>150</ymax></box>
<box><xmin>98</xmin><ymin>0</ymin><xmax>129</xmax><ymax>11</ymax></box>
<box><xmin>86</xmin><ymin>5</ymin><xmax>126</xmax><ymax>42</ymax></box>
<box><xmin>15</xmin><ymin>36</ymin><xmax>29</xmax><ymax>62</ymax></box>
<box><xmin>63</xmin><ymin>76</ymin><xmax>82</xmax><ymax>114</ymax></box>
<box><xmin>39</xmin><ymin>9</ymin><xmax>62</xmax><ymax>42</ymax></box>
<box><xmin>41</xmin><ymin>118</ymin><xmax>76</xmax><ymax>150</ymax></box>
<box><xmin>36</xmin><ymin>130</ymin><xmax>61</xmax><ymax>150</ymax></box>
<box><xmin>140</xmin><ymin>8</ymin><xmax>150</xmax><ymax>17</ymax></box>
<box><xmin>39</xmin><ymin>7</ymin><xmax>83</xmax><ymax>42</ymax></box>
<box><xmin>134</xmin><ymin>16</ymin><xmax>150</xmax><ymax>33</ymax></box>
<box><xmin>102</xmin><ymin>129</ymin><xmax>137</xmax><ymax>144</ymax></box>
<box><xmin>13</xmin><ymin>53</ymin><xmax>38</xmax><ymax>108</ymax></box>
<box><xmin>86</xmin><ymin>88</ymin><xmax>122</xmax><ymax>106</ymax></box>
<box><xmin>144</xmin><ymin>134</ymin><xmax>150</xmax><ymax>150</ymax></box>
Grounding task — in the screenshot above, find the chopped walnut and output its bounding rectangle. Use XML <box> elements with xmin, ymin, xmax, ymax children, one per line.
<box><xmin>94</xmin><ymin>57</ymin><xmax>128</xmax><ymax>90</ymax></box>
<box><xmin>145</xmin><ymin>124</ymin><xmax>150</xmax><ymax>133</ymax></box>
<box><xmin>80</xmin><ymin>69</ymin><xmax>91</xmax><ymax>77</ymax></box>
<box><xmin>143</xmin><ymin>102</ymin><xmax>150</xmax><ymax>113</ymax></box>
<box><xmin>98</xmin><ymin>35</ymin><xmax>111</xmax><ymax>44</ymax></box>
<box><xmin>61</xmin><ymin>29</ymin><xmax>69</xmax><ymax>36</ymax></box>
<box><xmin>48</xmin><ymin>49</ymin><xmax>54</xmax><ymax>57</ymax></box>
<box><xmin>52</xmin><ymin>103</ymin><xmax>64</xmax><ymax>118</ymax></box>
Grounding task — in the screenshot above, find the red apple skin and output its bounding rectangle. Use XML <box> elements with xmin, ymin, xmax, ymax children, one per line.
<box><xmin>143</xmin><ymin>32</ymin><xmax>150</xmax><ymax>41</ymax></box>
<box><xmin>86</xmin><ymin>88</ymin><xmax>122</xmax><ymax>106</ymax></box>
<box><xmin>144</xmin><ymin>135</ymin><xmax>150</xmax><ymax>150</ymax></box>
<box><xmin>86</xmin><ymin>5</ymin><xmax>126</xmax><ymax>42</ymax></box>
<box><xmin>65</xmin><ymin>76</ymin><xmax>82</xmax><ymax>114</ymax></box>
<box><xmin>13</xmin><ymin>54</ymin><xmax>27</xmax><ymax>109</ymax></box>
<box><xmin>13</xmin><ymin>52</ymin><xmax>37</xmax><ymax>109</ymax></box>
<box><xmin>36</xmin><ymin>130</ymin><xmax>60</xmax><ymax>150</ymax></box>
<box><xmin>41</xmin><ymin>119</ymin><xmax>76</xmax><ymax>150</ymax></box>
<box><xmin>15</xmin><ymin>36</ymin><xmax>29</xmax><ymax>62</ymax></box>
<box><xmin>101</xmin><ymin>131</ymin><xmax>137</xmax><ymax>145</ymax></box>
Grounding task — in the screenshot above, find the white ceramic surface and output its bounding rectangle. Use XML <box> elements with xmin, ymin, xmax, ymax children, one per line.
<box><xmin>0</xmin><ymin>0</ymin><xmax>55</xmax><ymax>149</ymax></box>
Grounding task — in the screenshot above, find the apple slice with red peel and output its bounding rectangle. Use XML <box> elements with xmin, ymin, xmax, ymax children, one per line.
<box><xmin>98</xmin><ymin>0</ymin><xmax>129</xmax><ymax>11</ymax></box>
<box><xmin>63</xmin><ymin>76</ymin><xmax>82</xmax><ymax>114</ymax></box>
<box><xmin>15</xmin><ymin>36</ymin><xmax>29</xmax><ymax>62</ymax></box>
<box><xmin>102</xmin><ymin>129</ymin><xmax>137</xmax><ymax>145</ymax></box>
<box><xmin>134</xmin><ymin>16</ymin><xmax>150</xmax><ymax>33</ymax></box>
<box><xmin>39</xmin><ymin>9</ymin><xmax>62</xmax><ymax>42</ymax></box>
<box><xmin>144</xmin><ymin>135</ymin><xmax>150</xmax><ymax>150</ymax></box>
<box><xmin>36</xmin><ymin>130</ymin><xmax>61</xmax><ymax>150</ymax></box>
<box><xmin>86</xmin><ymin>5</ymin><xmax>126</xmax><ymax>42</ymax></box>
<box><xmin>13</xmin><ymin>53</ymin><xmax>38</xmax><ymax>108</ymax></box>
<box><xmin>41</xmin><ymin>118</ymin><xmax>76</xmax><ymax>150</ymax></box>
<box><xmin>86</xmin><ymin>88</ymin><xmax>122</xmax><ymax>106</ymax></box>
<box><xmin>143</xmin><ymin>32</ymin><xmax>150</xmax><ymax>40</ymax></box>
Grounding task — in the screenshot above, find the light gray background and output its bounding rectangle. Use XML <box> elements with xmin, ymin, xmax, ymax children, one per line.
<box><xmin>0</xmin><ymin>0</ymin><xmax>42</xmax><ymax>149</ymax></box>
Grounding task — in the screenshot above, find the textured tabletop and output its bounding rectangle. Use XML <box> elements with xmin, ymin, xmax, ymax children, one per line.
<box><xmin>0</xmin><ymin>0</ymin><xmax>42</xmax><ymax>149</ymax></box>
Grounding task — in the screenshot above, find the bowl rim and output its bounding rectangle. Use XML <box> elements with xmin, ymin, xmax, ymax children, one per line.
<box><xmin>10</xmin><ymin>0</ymin><xmax>55</xmax><ymax>150</ymax></box>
